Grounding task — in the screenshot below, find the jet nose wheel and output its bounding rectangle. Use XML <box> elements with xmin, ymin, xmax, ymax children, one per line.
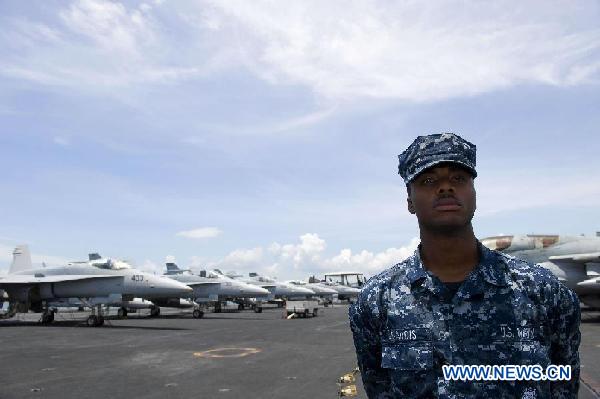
<box><xmin>117</xmin><ymin>307</ymin><xmax>128</xmax><ymax>319</ymax></box>
<box><xmin>192</xmin><ymin>309</ymin><xmax>204</xmax><ymax>319</ymax></box>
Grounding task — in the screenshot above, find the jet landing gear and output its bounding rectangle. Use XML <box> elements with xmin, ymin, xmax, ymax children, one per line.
<box><xmin>149</xmin><ymin>305</ymin><xmax>160</xmax><ymax>317</ymax></box>
<box><xmin>41</xmin><ymin>308</ymin><xmax>55</xmax><ymax>324</ymax></box>
<box><xmin>192</xmin><ymin>309</ymin><xmax>204</xmax><ymax>319</ymax></box>
<box><xmin>86</xmin><ymin>305</ymin><xmax>105</xmax><ymax>327</ymax></box>
<box><xmin>117</xmin><ymin>307</ymin><xmax>128</xmax><ymax>319</ymax></box>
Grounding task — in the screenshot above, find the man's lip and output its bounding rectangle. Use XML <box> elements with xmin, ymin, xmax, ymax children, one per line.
<box><xmin>434</xmin><ymin>197</ymin><xmax>461</xmax><ymax>206</ymax></box>
<box><xmin>434</xmin><ymin>204</ymin><xmax>462</xmax><ymax>211</ymax></box>
<box><xmin>434</xmin><ymin>197</ymin><xmax>462</xmax><ymax>211</ymax></box>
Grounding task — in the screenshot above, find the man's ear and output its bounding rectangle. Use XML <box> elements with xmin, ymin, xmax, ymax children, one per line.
<box><xmin>407</xmin><ymin>197</ymin><xmax>416</xmax><ymax>214</ymax></box>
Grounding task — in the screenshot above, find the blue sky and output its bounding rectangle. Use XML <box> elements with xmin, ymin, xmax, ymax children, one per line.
<box><xmin>1</xmin><ymin>1</ymin><xmax>599</xmax><ymax>279</ymax></box>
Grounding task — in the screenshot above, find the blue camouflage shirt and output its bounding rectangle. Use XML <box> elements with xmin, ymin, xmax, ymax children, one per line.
<box><xmin>349</xmin><ymin>242</ymin><xmax>580</xmax><ymax>398</ymax></box>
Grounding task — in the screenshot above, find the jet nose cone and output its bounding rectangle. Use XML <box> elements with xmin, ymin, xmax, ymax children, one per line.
<box><xmin>151</xmin><ymin>277</ymin><xmax>193</xmax><ymax>297</ymax></box>
<box><xmin>319</xmin><ymin>286</ymin><xmax>338</xmax><ymax>295</ymax></box>
<box><xmin>251</xmin><ymin>285</ymin><xmax>270</xmax><ymax>296</ymax></box>
<box><xmin>238</xmin><ymin>282</ymin><xmax>269</xmax><ymax>297</ymax></box>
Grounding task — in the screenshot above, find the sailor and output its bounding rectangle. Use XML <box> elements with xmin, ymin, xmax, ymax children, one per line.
<box><xmin>349</xmin><ymin>132</ymin><xmax>580</xmax><ymax>398</ymax></box>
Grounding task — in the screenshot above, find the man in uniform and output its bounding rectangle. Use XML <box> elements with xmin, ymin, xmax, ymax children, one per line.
<box><xmin>349</xmin><ymin>133</ymin><xmax>580</xmax><ymax>398</ymax></box>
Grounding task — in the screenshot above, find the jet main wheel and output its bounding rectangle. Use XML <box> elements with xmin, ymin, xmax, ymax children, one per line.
<box><xmin>117</xmin><ymin>308</ymin><xmax>128</xmax><ymax>319</ymax></box>
<box><xmin>97</xmin><ymin>316</ymin><xmax>105</xmax><ymax>326</ymax></box>
<box><xmin>86</xmin><ymin>315</ymin><xmax>98</xmax><ymax>327</ymax></box>
<box><xmin>254</xmin><ymin>307</ymin><xmax>262</xmax><ymax>313</ymax></box>
<box><xmin>238</xmin><ymin>303</ymin><xmax>244</xmax><ymax>310</ymax></box>
<box><xmin>150</xmin><ymin>306</ymin><xmax>160</xmax><ymax>317</ymax></box>
<box><xmin>41</xmin><ymin>312</ymin><xmax>54</xmax><ymax>324</ymax></box>
<box><xmin>192</xmin><ymin>309</ymin><xmax>204</xmax><ymax>319</ymax></box>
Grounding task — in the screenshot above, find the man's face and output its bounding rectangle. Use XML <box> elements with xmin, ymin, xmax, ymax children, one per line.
<box><xmin>407</xmin><ymin>163</ymin><xmax>476</xmax><ymax>233</ymax></box>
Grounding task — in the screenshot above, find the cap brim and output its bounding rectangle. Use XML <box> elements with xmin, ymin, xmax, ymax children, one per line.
<box><xmin>408</xmin><ymin>159</ymin><xmax>477</xmax><ymax>183</ymax></box>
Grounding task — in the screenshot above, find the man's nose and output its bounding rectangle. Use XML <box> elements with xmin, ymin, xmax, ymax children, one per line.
<box><xmin>437</xmin><ymin>177</ymin><xmax>455</xmax><ymax>193</ymax></box>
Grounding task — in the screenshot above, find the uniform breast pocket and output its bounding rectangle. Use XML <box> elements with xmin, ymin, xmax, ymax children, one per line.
<box><xmin>461</xmin><ymin>339</ymin><xmax>550</xmax><ymax>367</ymax></box>
<box><xmin>518</xmin><ymin>339</ymin><xmax>551</xmax><ymax>367</ymax></box>
<box><xmin>381</xmin><ymin>343</ymin><xmax>433</xmax><ymax>370</ymax></box>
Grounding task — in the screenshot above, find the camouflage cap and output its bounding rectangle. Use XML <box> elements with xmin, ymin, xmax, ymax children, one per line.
<box><xmin>398</xmin><ymin>132</ymin><xmax>477</xmax><ymax>184</ymax></box>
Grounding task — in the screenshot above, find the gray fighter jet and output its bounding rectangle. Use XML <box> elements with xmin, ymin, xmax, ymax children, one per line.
<box><xmin>481</xmin><ymin>234</ymin><xmax>600</xmax><ymax>307</ymax></box>
<box><xmin>0</xmin><ymin>245</ymin><xmax>193</xmax><ymax>326</ymax></box>
<box><xmin>229</xmin><ymin>272</ymin><xmax>316</xmax><ymax>299</ymax></box>
<box><xmin>286</xmin><ymin>280</ymin><xmax>338</xmax><ymax>301</ymax></box>
<box><xmin>156</xmin><ymin>263</ymin><xmax>271</xmax><ymax>316</ymax></box>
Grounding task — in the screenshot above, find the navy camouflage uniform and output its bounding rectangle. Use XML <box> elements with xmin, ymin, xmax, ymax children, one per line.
<box><xmin>349</xmin><ymin>244</ymin><xmax>580</xmax><ymax>398</ymax></box>
<box><xmin>349</xmin><ymin>133</ymin><xmax>581</xmax><ymax>398</ymax></box>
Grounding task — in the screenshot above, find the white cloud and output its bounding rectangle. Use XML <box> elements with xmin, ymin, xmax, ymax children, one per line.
<box><xmin>207</xmin><ymin>1</ymin><xmax>600</xmax><ymax>101</ymax></box>
<box><xmin>53</xmin><ymin>136</ymin><xmax>70</xmax><ymax>146</ymax></box>
<box><xmin>218</xmin><ymin>247</ymin><xmax>263</xmax><ymax>270</ymax></box>
<box><xmin>176</xmin><ymin>227</ymin><xmax>222</xmax><ymax>239</ymax></box>
<box><xmin>140</xmin><ymin>259</ymin><xmax>161</xmax><ymax>275</ymax></box>
<box><xmin>322</xmin><ymin>239</ymin><xmax>420</xmax><ymax>275</ymax></box>
<box><xmin>59</xmin><ymin>0</ymin><xmax>154</xmax><ymax>56</ymax></box>
<box><xmin>218</xmin><ymin>233</ymin><xmax>418</xmax><ymax>279</ymax></box>
<box><xmin>1</xmin><ymin>1</ymin><xmax>599</xmax><ymax>103</ymax></box>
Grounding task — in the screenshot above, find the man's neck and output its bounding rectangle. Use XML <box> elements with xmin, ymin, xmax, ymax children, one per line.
<box><xmin>418</xmin><ymin>225</ymin><xmax>479</xmax><ymax>283</ymax></box>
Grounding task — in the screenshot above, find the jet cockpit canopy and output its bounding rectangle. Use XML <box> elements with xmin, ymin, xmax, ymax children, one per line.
<box><xmin>91</xmin><ymin>258</ymin><xmax>132</xmax><ymax>270</ymax></box>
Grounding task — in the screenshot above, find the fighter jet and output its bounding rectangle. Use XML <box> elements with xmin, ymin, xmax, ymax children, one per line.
<box><xmin>230</xmin><ymin>272</ymin><xmax>316</xmax><ymax>299</ymax></box>
<box><xmin>0</xmin><ymin>245</ymin><xmax>193</xmax><ymax>326</ymax></box>
<box><xmin>319</xmin><ymin>281</ymin><xmax>361</xmax><ymax>302</ymax></box>
<box><xmin>320</xmin><ymin>272</ymin><xmax>364</xmax><ymax>302</ymax></box>
<box><xmin>84</xmin><ymin>253</ymin><xmax>164</xmax><ymax>318</ymax></box>
<box><xmin>286</xmin><ymin>280</ymin><xmax>338</xmax><ymax>301</ymax></box>
<box><xmin>156</xmin><ymin>263</ymin><xmax>271</xmax><ymax>316</ymax></box>
<box><xmin>481</xmin><ymin>234</ymin><xmax>600</xmax><ymax>308</ymax></box>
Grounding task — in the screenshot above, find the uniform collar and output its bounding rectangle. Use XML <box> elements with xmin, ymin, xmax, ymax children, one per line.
<box><xmin>406</xmin><ymin>241</ymin><xmax>509</xmax><ymax>299</ymax></box>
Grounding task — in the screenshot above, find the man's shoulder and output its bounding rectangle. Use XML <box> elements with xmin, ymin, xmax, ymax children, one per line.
<box><xmin>493</xmin><ymin>249</ymin><xmax>560</xmax><ymax>286</ymax></box>
<box><xmin>358</xmin><ymin>255</ymin><xmax>416</xmax><ymax>301</ymax></box>
<box><xmin>491</xmin><ymin>249</ymin><xmax>578</xmax><ymax>305</ymax></box>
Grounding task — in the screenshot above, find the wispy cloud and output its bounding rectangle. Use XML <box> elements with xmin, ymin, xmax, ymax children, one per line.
<box><xmin>53</xmin><ymin>136</ymin><xmax>70</xmax><ymax>146</ymax></box>
<box><xmin>207</xmin><ymin>1</ymin><xmax>600</xmax><ymax>101</ymax></box>
<box><xmin>1</xmin><ymin>1</ymin><xmax>599</xmax><ymax>103</ymax></box>
<box><xmin>176</xmin><ymin>227</ymin><xmax>222</xmax><ymax>239</ymax></box>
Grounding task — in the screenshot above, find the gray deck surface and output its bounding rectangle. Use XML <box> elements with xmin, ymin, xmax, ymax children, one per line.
<box><xmin>0</xmin><ymin>306</ymin><xmax>598</xmax><ymax>398</ymax></box>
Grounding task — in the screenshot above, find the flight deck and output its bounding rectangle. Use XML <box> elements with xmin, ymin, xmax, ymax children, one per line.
<box><xmin>0</xmin><ymin>305</ymin><xmax>599</xmax><ymax>399</ymax></box>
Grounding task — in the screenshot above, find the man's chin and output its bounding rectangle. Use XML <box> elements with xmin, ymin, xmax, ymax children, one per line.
<box><xmin>424</xmin><ymin>219</ymin><xmax>472</xmax><ymax>234</ymax></box>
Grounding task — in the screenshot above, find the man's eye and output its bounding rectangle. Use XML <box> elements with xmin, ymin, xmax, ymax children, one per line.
<box><xmin>452</xmin><ymin>175</ymin><xmax>467</xmax><ymax>182</ymax></box>
<box><xmin>421</xmin><ymin>177</ymin><xmax>435</xmax><ymax>185</ymax></box>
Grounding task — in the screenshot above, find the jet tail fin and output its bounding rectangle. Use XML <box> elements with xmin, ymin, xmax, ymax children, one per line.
<box><xmin>165</xmin><ymin>262</ymin><xmax>184</xmax><ymax>275</ymax></box>
<box><xmin>166</xmin><ymin>262</ymin><xmax>180</xmax><ymax>271</ymax></box>
<box><xmin>10</xmin><ymin>245</ymin><xmax>33</xmax><ymax>273</ymax></box>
